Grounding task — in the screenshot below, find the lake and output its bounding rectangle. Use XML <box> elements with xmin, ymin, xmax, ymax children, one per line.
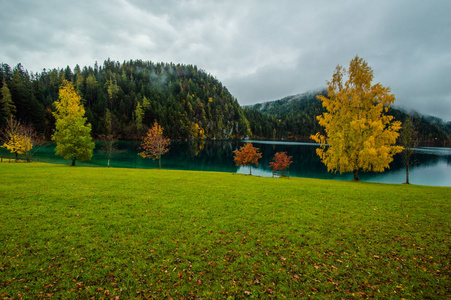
<box><xmin>1</xmin><ymin>140</ymin><xmax>450</xmax><ymax>187</ymax></box>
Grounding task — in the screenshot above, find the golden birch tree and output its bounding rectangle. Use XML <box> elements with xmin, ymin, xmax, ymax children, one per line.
<box><xmin>52</xmin><ymin>80</ymin><xmax>95</xmax><ymax>166</ymax></box>
<box><xmin>311</xmin><ymin>56</ymin><xmax>403</xmax><ymax>181</ymax></box>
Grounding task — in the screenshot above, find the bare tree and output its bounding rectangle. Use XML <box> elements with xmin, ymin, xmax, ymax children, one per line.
<box><xmin>400</xmin><ymin>117</ymin><xmax>418</xmax><ymax>184</ymax></box>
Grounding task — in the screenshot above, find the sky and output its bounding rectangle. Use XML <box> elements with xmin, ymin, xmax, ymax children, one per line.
<box><xmin>1</xmin><ymin>0</ymin><xmax>450</xmax><ymax>121</ymax></box>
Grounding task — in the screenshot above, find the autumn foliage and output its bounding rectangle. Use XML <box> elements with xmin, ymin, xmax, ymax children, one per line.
<box><xmin>233</xmin><ymin>142</ymin><xmax>262</xmax><ymax>175</ymax></box>
<box><xmin>52</xmin><ymin>80</ymin><xmax>95</xmax><ymax>166</ymax></box>
<box><xmin>139</xmin><ymin>121</ymin><xmax>170</xmax><ymax>169</ymax></box>
<box><xmin>311</xmin><ymin>56</ymin><xmax>403</xmax><ymax>181</ymax></box>
<box><xmin>269</xmin><ymin>152</ymin><xmax>293</xmax><ymax>177</ymax></box>
<box><xmin>1</xmin><ymin>117</ymin><xmax>39</xmax><ymax>161</ymax></box>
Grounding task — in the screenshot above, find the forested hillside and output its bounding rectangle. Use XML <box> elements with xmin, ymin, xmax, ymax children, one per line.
<box><xmin>243</xmin><ymin>91</ymin><xmax>327</xmax><ymax>141</ymax></box>
<box><xmin>1</xmin><ymin>60</ymin><xmax>449</xmax><ymax>146</ymax></box>
<box><xmin>0</xmin><ymin>60</ymin><xmax>250</xmax><ymax>140</ymax></box>
<box><xmin>244</xmin><ymin>91</ymin><xmax>451</xmax><ymax>147</ymax></box>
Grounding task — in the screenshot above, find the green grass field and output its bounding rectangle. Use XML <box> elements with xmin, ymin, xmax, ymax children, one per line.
<box><xmin>0</xmin><ymin>163</ymin><xmax>450</xmax><ymax>299</ymax></box>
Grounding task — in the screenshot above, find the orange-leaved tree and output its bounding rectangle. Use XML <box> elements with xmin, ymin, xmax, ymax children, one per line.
<box><xmin>139</xmin><ymin>120</ymin><xmax>170</xmax><ymax>169</ymax></box>
<box><xmin>233</xmin><ymin>142</ymin><xmax>262</xmax><ymax>175</ymax></box>
<box><xmin>311</xmin><ymin>56</ymin><xmax>403</xmax><ymax>181</ymax></box>
<box><xmin>269</xmin><ymin>152</ymin><xmax>293</xmax><ymax>177</ymax></box>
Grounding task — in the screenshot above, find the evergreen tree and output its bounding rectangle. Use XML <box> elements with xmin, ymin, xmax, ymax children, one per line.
<box><xmin>0</xmin><ymin>79</ymin><xmax>16</xmax><ymax>120</ymax></box>
<box><xmin>134</xmin><ymin>101</ymin><xmax>144</xmax><ymax>138</ymax></box>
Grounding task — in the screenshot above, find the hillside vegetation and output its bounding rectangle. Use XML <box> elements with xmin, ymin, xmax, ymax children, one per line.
<box><xmin>1</xmin><ymin>163</ymin><xmax>450</xmax><ymax>298</ymax></box>
<box><xmin>244</xmin><ymin>91</ymin><xmax>451</xmax><ymax>146</ymax></box>
<box><xmin>1</xmin><ymin>60</ymin><xmax>449</xmax><ymax>146</ymax></box>
<box><xmin>0</xmin><ymin>60</ymin><xmax>249</xmax><ymax>141</ymax></box>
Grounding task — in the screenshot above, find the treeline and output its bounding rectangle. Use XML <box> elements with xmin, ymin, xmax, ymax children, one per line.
<box><xmin>1</xmin><ymin>60</ymin><xmax>449</xmax><ymax>147</ymax></box>
<box><xmin>0</xmin><ymin>60</ymin><xmax>250</xmax><ymax>140</ymax></box>
<box><xmin>243</xmin><ymin>91</ymin><xmax>327</xmax><ymax>141</ymax></box>
<box><xmin>244</xmin><ymin>91</ymin><xmax>451</xmax><ymax>147</ymax></box>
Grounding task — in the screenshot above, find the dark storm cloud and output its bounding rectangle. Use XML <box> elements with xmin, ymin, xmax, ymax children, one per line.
<box><xmin>1</xmin><ymin>0</ymin><xmax>450</xmax><ymax>120</ymax></box>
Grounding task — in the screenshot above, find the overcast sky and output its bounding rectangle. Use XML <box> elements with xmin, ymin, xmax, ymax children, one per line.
<box><xmin>1</xmin><ymin>0</ymin><xmax>450</xmax><ymax>120</ymax></box>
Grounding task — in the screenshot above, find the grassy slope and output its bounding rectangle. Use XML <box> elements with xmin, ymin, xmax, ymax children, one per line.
<box><xmin>0</xmin><ymin>163</ymin><xmax>450</xmax><ymax>299</ymax></box>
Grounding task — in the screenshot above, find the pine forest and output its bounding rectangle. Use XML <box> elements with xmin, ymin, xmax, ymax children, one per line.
<box><xmin>0</xmin><ymin>59</ymin><xmax>449</xmax><ymax>147</ymax></box>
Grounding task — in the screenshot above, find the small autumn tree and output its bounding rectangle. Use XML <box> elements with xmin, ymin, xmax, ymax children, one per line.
<box><xmin>20</xmin><ymin>124</ymin><xmax>42</xmax><ymax>162</ymax></box>
<box><xmin>1</xmin><ymin>117</ymin><xmax>41</xmax><ymax>162</ymax></box>
<box><xmin>233</xmin><ymin>142</ymin><xmax>262</xmax><ymax>175</ymax></box>
<box><xmin>400</xmin><ymin>117</ymin><xmax>418</xmax><ymax>184</ymax></box>
<box><xmin>311</xmin><ymin>56</ymin><xmax>403</xmax><ymax>181</ymax></box>
<box><xmin>139</xmin><ymin>120</ymin><xmax>170</xmax><ymax>169</ymax></box>
<box><xmin>269</xmin><ymin>152</ymin><xmax>293</xmax><ymax>177</ymax></box>
<box><xmin>1</xmin><ymin>117</ymin><xmax>30</xmax><ymax>161</ymax></box>
<box><xmin>52</xmin><ymin>80</ymin><xmax>95</xmax><ymax>166</ymax></box>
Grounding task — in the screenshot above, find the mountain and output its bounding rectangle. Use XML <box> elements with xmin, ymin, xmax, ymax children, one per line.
<box><xmin>242</xmin><ymin>91</ymin><xmax>327</xmax><ymax>141</ymax></box>
<box><xmin>1</xmin><ymin>60</ymin><xmax>449</xmax><ymax>147</ymax></box>
<box><xmin>244</xmin><ymin>91</ymin><xmax>451</xmax><ymax>147</ymax></box>
<box><xmin>0</xmin><ymin>59</ymin><xmax>250</xmax><ymax>140</ymax></box>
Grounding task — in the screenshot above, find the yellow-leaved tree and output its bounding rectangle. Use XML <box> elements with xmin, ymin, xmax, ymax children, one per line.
<box><xmin>311</xmin><ymin>56</ymin><xmax>403</xmax><ymax>181</ymax></box>
<box><xmin>1</xmin><ymin>117</ymin><xmax>32</xmax><ymax>161</ymax></box>
<box><xmin>52</xmin><ymin>80</ymin><xmax>95</xmax><ymax>166</ymax></box>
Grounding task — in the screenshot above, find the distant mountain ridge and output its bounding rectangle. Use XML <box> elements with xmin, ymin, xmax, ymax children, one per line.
<box><xmin>1</xmin><ymin>59</ymin><xmax>449</xmax><ymax>147</ymax></box>
<box><xmin>243</xmin><ymin>91</ymin><xmax>451</xmax><ymax>147</ymax></box>
<box><xmin>243</xmin><ymin>90</ymin><xmax>325</xmax><ymax>112</ymax></box>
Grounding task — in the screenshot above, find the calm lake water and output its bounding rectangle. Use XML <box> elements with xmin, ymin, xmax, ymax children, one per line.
<box><xmin>2</xmin><ymin>140</ymin><xmax>450</xmax><ymax>187</ymax></box>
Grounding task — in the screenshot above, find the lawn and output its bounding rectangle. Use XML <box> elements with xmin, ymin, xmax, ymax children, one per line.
<box><xmin>0</xmin><ymin>163</ymin><xmax>450</xmax><ymax>299</ymax></box>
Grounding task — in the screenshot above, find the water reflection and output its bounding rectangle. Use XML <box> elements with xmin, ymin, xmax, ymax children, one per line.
<box><xmin>2</xmin><ymin>140</ymin><xmax>449</xmax><ymax>187</ymax></box>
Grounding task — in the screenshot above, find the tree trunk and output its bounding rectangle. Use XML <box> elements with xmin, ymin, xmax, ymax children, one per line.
<box><xmin>159</xmin><ymin>158</ymin><xmax>161</xmax><ymax>169</ymax></box>
<box><xmin>353</xmin><ymin>169</ymin><xmax>359</xmax><ymax>181</ymax></box>
<box><xmin>72</xmin><ymin>157</ymin><xmax>76</xmax><ymax>166</ymax></box>
<box><xmin>107</xmin><ymin>159</ymin><xmax>110</xmax><ymax>168</ymax></box>
<box><xmin>405</xmin><ymin>164</ymin><xmax>410</xmax><ymax>184</ymax></box>
<box><xmin>15</xmin><ymin>152</ymin><xmax>18</xmax><ymax>162</ymax></box>
<box><xmin>249</xmin><ymin>165</ymin><xmax>252</xmax><ymax>175</ymax></box>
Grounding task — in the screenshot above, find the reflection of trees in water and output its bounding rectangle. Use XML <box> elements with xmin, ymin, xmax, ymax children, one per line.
<box><xmin>172</xmin><ymin>141</ymin><xmax>451</xmax><ymax>180</ymax></box>
<box><xmin>386</xmin><ymin>152</ymin><xmax>443</xmax><ymax>171</ymax></box>
<box><xmin>229</xmin><ymin>142</ymin><xmax>337</xmax><ymax>179</ymax></box>
<box><xmin>17</xmin><ymin>141</ymin><xmax>451</xmax><ymax>181</ymax></box>
<box><xmin>235</xmin><ymin>142</ymin><xmax>450</xmax><ymax>180</ymax></box>
<box><xmin>167</xmin><ymin>140</ymin><xmax>238</xmax><ymax>172</ymax></box>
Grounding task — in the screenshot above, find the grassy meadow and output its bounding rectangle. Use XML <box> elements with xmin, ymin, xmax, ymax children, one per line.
<box><xmin>0</xmin><ymin>162</ymin><xmax>450</xmax><ymax>299</ymax></box>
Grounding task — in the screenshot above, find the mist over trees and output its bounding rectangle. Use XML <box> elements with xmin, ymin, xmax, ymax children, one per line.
<box><xmin>244</xmin><ymin>91</ymin><xmax>451</xmax><ymax>147</ymax></box>
<box><xmin>0</xmin><ymin>59</ymin><xmax>449</xmax><ymax>147</ymax></box>
<box><xmin>0</xmin><ymin>60</ymin><xmax>250</xmax><ymax>141</ymax></box>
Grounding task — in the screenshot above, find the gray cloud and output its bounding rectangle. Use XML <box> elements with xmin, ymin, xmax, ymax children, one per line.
<box><xmin>1</xmin><ymin>0</ymin><xmax>450</xmax><ymax>120</ymax></box>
